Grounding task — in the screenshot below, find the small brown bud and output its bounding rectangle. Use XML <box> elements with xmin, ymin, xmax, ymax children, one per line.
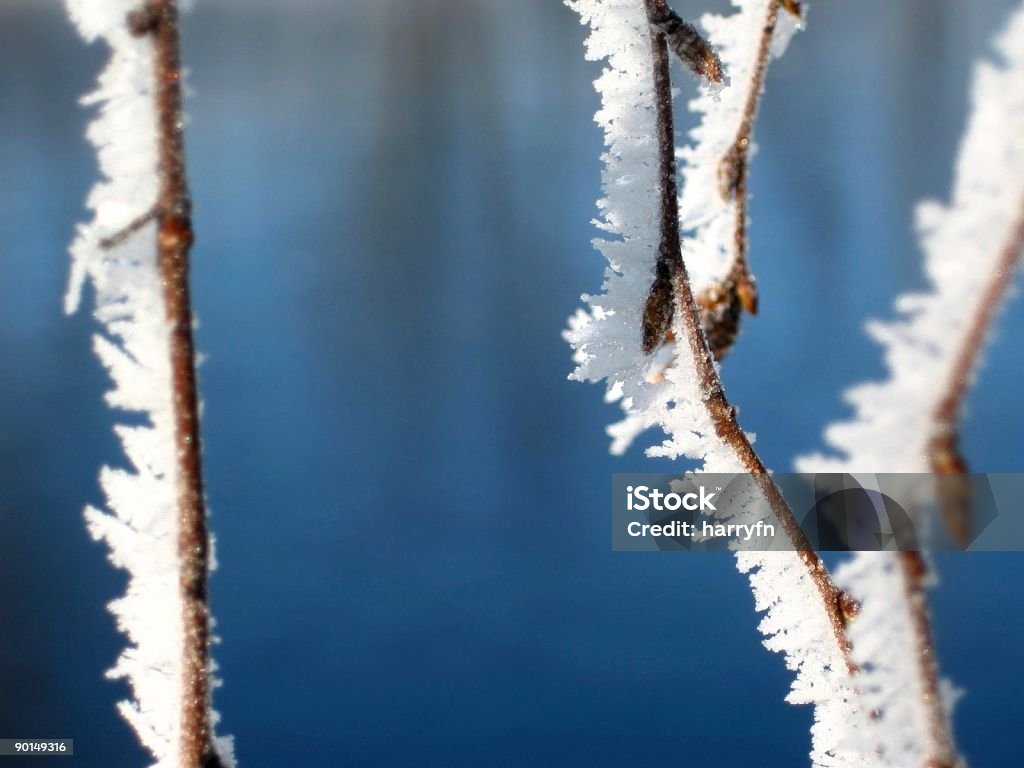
<box><xmin>780</xmin><ymin>1</ymin><xmax>804</xmax><ymax>20</ymax></box>
<box><xmin>839</xmin><ymin>591</ymin><xmax>861</xmax><ymax>626</ymax></box>
<box><xmin>736</xmin><ymin>275</ymin><xmax>759</xmax><ymax>315</ymax></box>
<box><xmin>697</xmin><ymin>281</ymin><xmax>742</xmax><ymax>360</ymax></box>
<box><xmin>642</xmin><ymin>271</ymin><xmax>675</xmax><ymax>355</ymax></box>
<box><xmin>929</xmin><ymin>432</ymin><xmax>968</xmax><ymax>474</ymax></box>
<box><xmin>159</xmin><ymin>215</ymin><xmax>194</xmax><ymax>251</ymax></box>
<box><xmin>928</xmin><ymin>432</ymin><xmax>973</xmax><ymax>547</ymax></box>
<box><xmin>650</xmin><ymin>9</ymin><xmax>725</xmax><ymax>85</ymax></box>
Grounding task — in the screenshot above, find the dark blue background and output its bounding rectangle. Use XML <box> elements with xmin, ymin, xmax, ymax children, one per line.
<box><xmin>1</xmin><ymin>1</ymin><xmax>1022</xmax><ymax>765</ymax></box>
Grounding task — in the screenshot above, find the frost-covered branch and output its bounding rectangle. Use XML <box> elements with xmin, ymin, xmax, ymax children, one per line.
<box><xmin>644</xmin><ymin>0</ymin><xmax>803</xmax><ymax>360</ymax></box>
<box><xmin>897</xmin><ymin>552</ymin><xmax>957</xmax><ymax>768</ymax></box>
<box><xmin>65</xmin><ymin>1</ymin><xmax>231</xmax><ymax>766</ymax></box>
<box><xmin>800</xmin><ymin>3</ymin><xmax>1024</xmax><ymax>476</ymax></box>
<box><xmin>573</xmin><ymin>0</ymin><xmax>805</xmax><ymax>460</ymax></box>
<box><xmin>640</xmin><ymin>0</ymin><xmax>849</xmax><ymax>645</ymax></box>
<box><xmin>929</xmin><ymin>192</ymin><xmax>1024</xmax><ymax>475</ymax></box>
<box><xmin>829</xmin><ymin>551</ymin><xmax>960</xmax><ymax>768</ymax></box>
<box><xmin>685</xmin><ymin>0</ymin><xmax>803</xmax><ymax>360</ymax></box>
<box><xmin>797</xmin><ymin>5</ymin><xmax>1024</xmax><ymax>766</ymax></box>
<box><xmin>700</xmin><ymin>0</ymin><xmax>791</xmax><ymax>355</ymax></box>
<box><xmin>566</xmin><ymin>3</ymin><xmax>868</xmax><ymax>764</ymax></box>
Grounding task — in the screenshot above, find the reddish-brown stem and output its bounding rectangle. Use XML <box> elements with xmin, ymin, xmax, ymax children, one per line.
<box><xmin>717</xmin><ymin>0</ymin><xmax>782</xmax><ymax>311</ymax></box>
<box><xmin>897</xmin><ymin>553</ymin><xmax>957</xmax><ymax>768</ymax></box>
<box><xmin>643</xmin><ymin>0</ymin><xmax>855</xmax><ymax>663</ymax></box>
<box><xmin>128</xmin><ymin>2</ymin><xmax>223</xmax><ymax>766</ymax></box>
<box><xmin>930</xmin><ymin>192</ymin><xmax>1024</xmax><ymax>468</ymax></box>
<box><xmin>910</xmin><ymin>193</ymin><xmax>1024</xmax><ymax>766</ymax></box>
<box><xmin>928</xmin><ymin>193</ymin><xmax>1024</xmax><ymax>547</ymax></box>
<box><xmin>692</xmin><ymin>1</ymin><xmax>784</xmax><ymax>360</ymax></box>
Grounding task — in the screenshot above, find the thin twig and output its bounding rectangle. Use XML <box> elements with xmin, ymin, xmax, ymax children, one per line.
<box><xmin>127</xmin><ymin>2</ymin><xmax>223</xmax><ymax>766</ymax></box>
<box><xmin>905</xmin><ymin>194</ymin><xmax>1024</xmax><ymax>767</ymax></box>
<box><xmin>930</xmin><ymin>192</ymin><xmax>1024</xmax><ymax>469</ymax></box>
<box><xmin>98</xmin><ymin>205</ymin><xmax>158</xmax><ymax>250</ymax></box>
<box><xmin>718</xmin><ymin>0</ymin><xmax>781</xmax><ymax>296</ymax></box>
<box><xmin>647</xmin><ymin>0</ymin><xmax>724</xmax><ymax>84</ymax></box>
<box><xmin>689</xmin><ymin>1</ymin><xmax>787</xmax><ymax>360</ymax></box>
<box><xmin>643</xmin><ymin>0</ymin><xmax>856</xmax><ymax>662</ymax></box>
<box><xmin>928</xmin><ymin>193</ymin><xmax>1024</xmax><ymax>548</ymax></box>
<box><xmin>694</xmin><ymin>0</ymin><xmax>787</xmax><ymax>360</ymax></box>
<box><xmin>897</xmin><ymin>552</ymin><xmax>957</xmax><ymax>768</ymax></box>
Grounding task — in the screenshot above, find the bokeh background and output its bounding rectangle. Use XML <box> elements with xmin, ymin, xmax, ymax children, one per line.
<box><xmin>2</xmin><ymin>0</ymin><xmax>1023</xmax><ymax>765</ymax></box>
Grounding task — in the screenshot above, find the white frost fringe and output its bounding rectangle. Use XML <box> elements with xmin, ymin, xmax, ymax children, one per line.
<box><xmin>798</xmin><ymin>5</ymin><xmax>1024</xmax><ymax>765</ymax></box>
<box><xmin>565</xmin><ymin>0</ymin><xmax>802</xmax><ymax>463</ymax></box>
<box><xmin>737</xmin><ymin>551</ymin><xmax>866</xmax><ymax>768</ymax></box>
<box><xmin>831</xmin><ymin>553</ymin><xmax>961</xmax><ymax>767</ymax></box>
<box><xmin>65</xmin><ymin>1</ymin><xmax>233</xmax><ymax>765</ymax></box>
<box><xmin>798</xmin><ymin>2</ymin><xmax>1024</xmax><ymax>475</ymax></box>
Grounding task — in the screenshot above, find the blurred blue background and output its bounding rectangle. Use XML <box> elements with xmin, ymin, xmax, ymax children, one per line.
<box><xmin>1</xmin><ymin>0</ymin><xmax>1023</xmax><ymax>765</ymax></box>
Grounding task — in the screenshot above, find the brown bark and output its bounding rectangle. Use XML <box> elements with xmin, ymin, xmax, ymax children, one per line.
<box><xmin>898</xmin><ymin>553</ymin><xmax>957</xmax><ymax>768</ymax></box>
<box><xmin>127</xmin><ymin>2</ymin><xmax>223</xmax><ymax>766</ymax></box>
<box><xmin>642</xmin><ymin>0</ymin><xmax>855</xmax><ymax>665</ymax></box>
